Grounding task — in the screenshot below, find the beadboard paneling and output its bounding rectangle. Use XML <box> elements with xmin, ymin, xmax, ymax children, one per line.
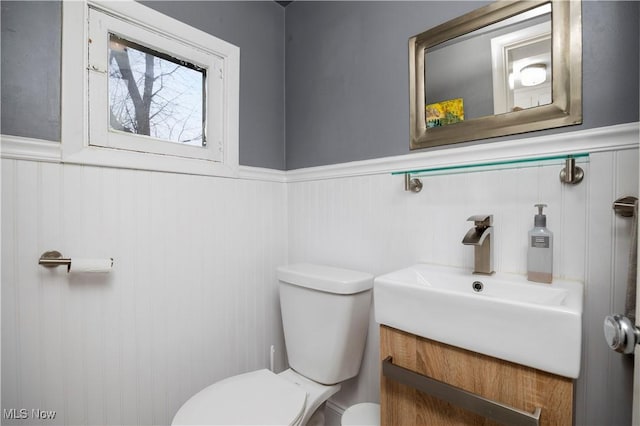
<box><xmin>1</xmin><ymin>160</ymin><xmax>288</xmax><ymax>425</ymax></box>
<box><xmin>2</xmin><ymin>132</ymin><xmax>638</xmax><ymax>426</ymax></box>
<box><xmin>580</xmin><ymin>151</ymin><xmax>637</xmax><ymax>426</ymax></box>
<box><xmin>288</xmin><ymin>147</ymin><xmax>638</xmax><ymax>425</ymax></box>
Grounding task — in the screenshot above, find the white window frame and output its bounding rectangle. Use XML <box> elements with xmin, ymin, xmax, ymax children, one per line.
<box><xmin>61</xmin><ymin>0</ymin><xmax>239</xmax><ymax>177</ymax></box>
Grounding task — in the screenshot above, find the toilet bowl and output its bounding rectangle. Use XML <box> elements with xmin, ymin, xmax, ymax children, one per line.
<box><xmin>172</xmin><ymin>263</ymin><xmax>374</xmax><ymax>425</ymax></box>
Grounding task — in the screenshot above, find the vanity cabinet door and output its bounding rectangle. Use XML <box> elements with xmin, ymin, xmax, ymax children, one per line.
<box><xmin>380</xmin><ymin>325</ymin><xmax>573</xmax><ymax>426</ymax></box>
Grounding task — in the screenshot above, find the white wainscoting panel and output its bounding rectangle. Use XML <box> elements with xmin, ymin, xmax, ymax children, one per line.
<box><xmin>287</xmin><ymin>147</ymin><xmax>638</xmax><ymax>425</ymax></box>
<box><xmin>2</xmin><ymin>124</ymin><xmax>638</xmax><ymax>426</ymax></box>
<box><xmin>1</xmin><ymin>160</ymin><xmax>288</xmax><ymax>425</ymax></box>
<box><xmin>579</xmin><ymin>150</ymin><xmax>638</xmax><ymax>426</ymax></box>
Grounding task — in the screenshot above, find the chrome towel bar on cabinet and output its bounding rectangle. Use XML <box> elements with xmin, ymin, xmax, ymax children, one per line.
<box><xmin>382</xmin><ymin>356</ymin><xmax>541</xmax><ymax>426</ymax></box>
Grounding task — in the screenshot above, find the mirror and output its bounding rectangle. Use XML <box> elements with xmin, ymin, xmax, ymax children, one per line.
<box><xmin>409</xmin><ymin>0</ymin><xmax>582</xmax><ymax>150</ymax></box>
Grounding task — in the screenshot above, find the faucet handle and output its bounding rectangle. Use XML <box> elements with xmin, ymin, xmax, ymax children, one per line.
<box><xmin>467</xmin><ymin>214</ymin><xmax>493</xmax><ymax>227</ymax></box>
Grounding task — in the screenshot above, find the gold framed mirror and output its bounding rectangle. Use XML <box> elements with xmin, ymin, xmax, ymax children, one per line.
<box><xmin>409</xmin><ymin>0</ymin><xmax>582</xmax><ymax>150</ymax></box>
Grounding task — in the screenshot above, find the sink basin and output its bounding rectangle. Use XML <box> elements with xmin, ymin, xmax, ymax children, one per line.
<box><xmin>374</xmin><ymin>264</ymin><xmax>583</xmax><ymax>378</ymax></box>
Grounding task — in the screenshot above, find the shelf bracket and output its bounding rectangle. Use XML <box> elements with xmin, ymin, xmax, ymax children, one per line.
<box><xmin>404</xmin><ymin>173</ymin><xmax>423</xmax><ymax>193</ymax></box>
<box><xmin>559</xmin><ymin>156</ymin><xmax>584</xmax><ymax>184</ymax></box>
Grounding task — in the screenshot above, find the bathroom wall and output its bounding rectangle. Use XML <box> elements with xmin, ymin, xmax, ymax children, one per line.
<box><xmin>0</xmin><ymin>1</ymin><xmax>60</xmax><ymax>142</ymax></box>
<box><xmin>1</xmin><ymin>1</ymin><xmax>289</xmax><ymax>425</ymax></box>
<box><xmin>285</xmin><ymin>1</ymin><xmax>640</xmax><ymax>169</ymax></box>
<box><xmin>142</xmin><ymin>1</ymin><xmax>287</xmax><ymax>170</ymax></box>
<box><xmin>1</xmin><ymin>160</ymin><xmax>288</xmax><ymax>425</ymax></box>
<box><xmin>0</xmin><ymin>0</ymin><xmax>286</xmax><ymax>170</ymax></box>
<box><xmin>284</xmin><ymin>3</ymin><xmax>639</xmax><ymax>423</ymax></box>
<box><xmin>2</xmin><ymin>1</ymin><xmax>639</xmax><ymax>426</ymax></box>
<box><xmin>287</xmin><ymin>128</ymin><xmax>639</xmax><ymax>425</ymax></box>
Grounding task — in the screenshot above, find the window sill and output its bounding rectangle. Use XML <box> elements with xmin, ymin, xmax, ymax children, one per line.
<box><xmin>64</xmin><ymin>144</ymin><xmax>239</xmax><ymax>177</ymax></box>
<box><xmin>0</xmin><ymin>134</ymin><xmax>238</xmax><ymax>177</ymax></box>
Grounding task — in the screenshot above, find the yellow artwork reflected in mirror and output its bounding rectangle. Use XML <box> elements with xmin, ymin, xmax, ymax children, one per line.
<box><xmin>426</xmin><ymin>98</ymin><xmax>464</xmax><ymax>128</ymax></box>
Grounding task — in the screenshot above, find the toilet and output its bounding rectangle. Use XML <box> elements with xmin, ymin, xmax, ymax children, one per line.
<box><xmin>172</xmin><ymin>263</ymin><xmax>374</xmax><ymax>425</ymax></box>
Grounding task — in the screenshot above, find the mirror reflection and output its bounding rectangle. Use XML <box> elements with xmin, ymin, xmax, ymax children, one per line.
<box><xmin>424</xmin><ymin>4</ymin><xmax>551</xmax><ymax>128</ymax></box>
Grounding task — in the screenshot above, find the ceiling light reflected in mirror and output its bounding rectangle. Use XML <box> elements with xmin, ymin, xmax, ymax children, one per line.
<box><xmin>520</xmin><ymin>64</ymin><xmax>547</xmax><ymax>87</ymax></box>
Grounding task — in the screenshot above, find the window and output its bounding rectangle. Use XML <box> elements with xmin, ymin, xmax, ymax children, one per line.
<box><xmin>62</xmin><ymin>1</ymin><xmax>239</xmax><ymax>176</ymax></box>
<box><xmin>107</xmin><ymin>34</ymin><xmax>207</xmax><ymax>147</ymax></box>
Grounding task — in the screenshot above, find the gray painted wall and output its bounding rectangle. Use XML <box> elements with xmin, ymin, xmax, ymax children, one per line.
<box><xmin>4</xmin><ymin>1</ymin><xmax>637</xmax><ymax>171</ymax></box>
<box><xmin>285</xmin><ymin>1</ymin><xmax>640</xmax><ymax>169</ymax></box>
<box><xmin>1</xmin><ymin>1</ymin><xmax>61</xmax><ymax>142</ymax></box>
<box><xmin>143</xmin><ymin>1</ymin><xmax>286</xmax><ymax>169</ymax></box>
<box><xmin>0</xmin><ymin>1</ymin><xmax>286</xmax><ymax>169</ymax></box>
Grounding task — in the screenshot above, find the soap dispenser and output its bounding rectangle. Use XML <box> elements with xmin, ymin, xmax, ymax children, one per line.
<box><xmin>528</xmin><ymin>203</ymin><xmax>553</xmax><ymax>283</ymax></box>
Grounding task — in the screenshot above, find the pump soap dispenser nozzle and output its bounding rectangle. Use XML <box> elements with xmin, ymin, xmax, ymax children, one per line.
<box><xmin>534</xmin><ymin>203</ymin><xmax>547</xmax><ymax>227</ymax></box>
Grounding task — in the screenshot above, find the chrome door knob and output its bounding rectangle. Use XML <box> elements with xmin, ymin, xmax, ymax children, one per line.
<box><xmin>604</xmin><ymin>314</ymin><xmax>640</xmax><ymax>354</ymax></box>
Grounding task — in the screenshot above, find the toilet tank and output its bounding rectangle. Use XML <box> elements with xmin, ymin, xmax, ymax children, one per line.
<box><xmin>277</xmin><ymin>263</ymin><xmax>374</xmax><ymax>385</ymax></box>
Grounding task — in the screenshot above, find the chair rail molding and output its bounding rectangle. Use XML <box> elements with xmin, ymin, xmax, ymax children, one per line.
<box><xmin>0</xmin><ymin>134</ymin><xmax>287</xmax><ymax>182</ymax></box>
<box><xmin>2</xmin><ymin>122</ymin><xmax>638</xmax><ymax>182</ymax></box>
<box><xmin>0</xmin><ymin>134</ymin><xmax>62</xmax><ymax>163</ymax></box>
<box><xmin>286</xmin><ymin>122</ymin><xmax>639</xmax><ymax>182</ymax></box>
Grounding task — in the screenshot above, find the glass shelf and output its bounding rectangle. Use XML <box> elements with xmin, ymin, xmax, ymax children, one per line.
<box><xmin>392</xmin><ymin>152</ymin><xmax>589</xmax><ymax>178</ymax></box>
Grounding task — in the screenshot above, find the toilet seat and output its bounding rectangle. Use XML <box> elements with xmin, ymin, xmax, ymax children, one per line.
<box><xmin>172</xmin><ymin>369</ymin><xmax>307</xmax><ymax>425</ymax></box>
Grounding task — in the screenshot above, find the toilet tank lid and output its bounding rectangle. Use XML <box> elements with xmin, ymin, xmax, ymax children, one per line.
<box><xmin>277</xmin><ymin>263</ymin><xmax>374</xmax><ymax>294</ymax></box>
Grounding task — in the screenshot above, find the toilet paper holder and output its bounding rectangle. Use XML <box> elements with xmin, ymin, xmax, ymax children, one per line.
<box><xmin>38</xmin><ymin>250</ymin><xmax>113</xmax><ymax>272</ymax></box>
<box><xmin>39</xmin><ymin>251</ymin><xmax>72</xmax><ymax>270</ymax></box>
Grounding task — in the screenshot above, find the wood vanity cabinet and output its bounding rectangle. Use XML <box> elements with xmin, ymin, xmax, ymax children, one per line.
<box><xmin>380</xmin><ymin>325</ymin><xmax>574</xmax><ymax>426</ymax></box>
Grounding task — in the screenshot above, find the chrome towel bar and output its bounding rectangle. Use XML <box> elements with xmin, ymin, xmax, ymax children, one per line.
<box><xmin>382</xmin><ymin>356</ymin><xmax>541</xmax><ymax>426</ymax></box>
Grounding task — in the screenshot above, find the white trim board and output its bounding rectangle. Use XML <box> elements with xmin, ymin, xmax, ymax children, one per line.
<box><xmin>286</xmin><ymin>122</ymin><xmax>640</xmax><ymax>182</ymax></box>
<box><xmin>0</xmin><ymin>134</ymin><xmax>287</xmax><ymax>182</ymax></box>
<box><xmin>0</xmin><ymin>135</ymin><xmax>62</xmax><ymax>164</ymax></box>
<box><xmin>238</xmin><ymin>165</ymin><xmax>287</xmax><ymax>183</ymax></box>
<box><xmin>2</xmin><ymin>122</ymin><xmax>638</xmax><ymax>183</ymax></box>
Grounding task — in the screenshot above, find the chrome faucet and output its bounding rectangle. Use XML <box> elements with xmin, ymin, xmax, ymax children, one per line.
<box><xmin>462</xmin><ymin>215</ymin><xmax>494</xmax><ymax>275</ymax></box>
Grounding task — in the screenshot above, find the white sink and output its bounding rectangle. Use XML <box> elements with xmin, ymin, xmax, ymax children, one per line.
<box><xmin>374</xmin><ymin>264</ymin><xmax>583</xmax><ymax>378</ymax></box>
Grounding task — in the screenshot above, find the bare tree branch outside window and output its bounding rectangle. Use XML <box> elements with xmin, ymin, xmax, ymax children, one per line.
<box><xmin>108</xmin><ymin>34</ymin><xmax>206</xmax><ymax>147</ymax></box>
